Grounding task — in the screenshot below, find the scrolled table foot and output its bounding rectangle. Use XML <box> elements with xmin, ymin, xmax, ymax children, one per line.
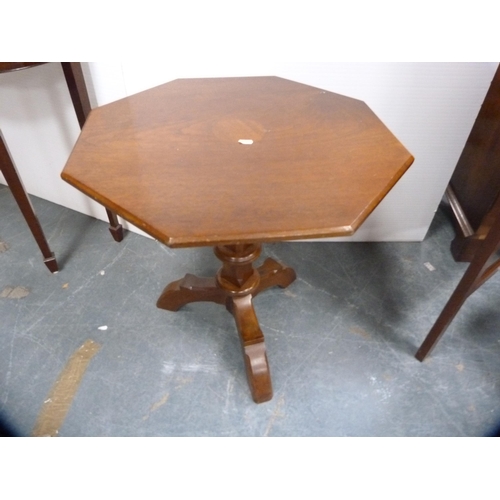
<box><xmin>256</xmin><ymin>258</ymin><xmax>297</xmax><ymax>295</ymax></box>
<box><xmin>230</xmin><ymin>294</ymin><xmax>273</xmax><ymax>403</ymax></box>
<box><xmin>156</xmin><ymin>274</ymin><xmax>226</xmax><ymax>311</ymax></box>
<box><xmin>242</xmin><ymin>342</ymin><xmax>273</xmax><ymax>404</ymax></box>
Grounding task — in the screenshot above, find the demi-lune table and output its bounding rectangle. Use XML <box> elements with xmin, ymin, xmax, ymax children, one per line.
<box><xmin>62</xmin><ymin>76</ymin><xmax>414</xmax><ymax>403</ymax></box>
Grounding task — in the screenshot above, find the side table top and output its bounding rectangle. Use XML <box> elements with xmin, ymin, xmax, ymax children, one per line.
<box><xmin>62</xmin><ymin>76</ymin><xmax>414</xmax><ymax>247</ymax></box>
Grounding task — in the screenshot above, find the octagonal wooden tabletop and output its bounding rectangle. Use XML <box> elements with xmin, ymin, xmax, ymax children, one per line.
<box><xmin>62</xmin><ymin>76</ymin><xmax>414</xmax><ymax>248</ymax></box>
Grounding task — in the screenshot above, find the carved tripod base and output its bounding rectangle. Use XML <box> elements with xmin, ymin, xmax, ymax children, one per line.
<box><xmin>156</xmin><ymin>244</ymin><xmax>296</xmax><ymax>403</ymax></box>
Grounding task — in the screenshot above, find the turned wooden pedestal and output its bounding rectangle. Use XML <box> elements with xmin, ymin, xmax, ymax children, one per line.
<box><xmin>157</xmin><ymin>244</ymin><xmax>295</xmax><ymax>403</ymax></box>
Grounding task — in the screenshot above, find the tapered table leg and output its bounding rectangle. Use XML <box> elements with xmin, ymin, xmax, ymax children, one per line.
<box><xmin>61</xmin><ymin>62</ymin><xmax>124</xmax><ymax>243</ymax></box>
<box><xmin>416</xmin><ymin>202</ymin><xmax>500</xmax><ymax>361</ymax></box>
<box><xmin>105</xmin><ymin>208</ymin><xmax>124</xmax><ymax>242</ymax></box>
<box><xmin>0</xmin><ymin>134</ymin><xmax>58</xmax><ymax>273</ymax></box>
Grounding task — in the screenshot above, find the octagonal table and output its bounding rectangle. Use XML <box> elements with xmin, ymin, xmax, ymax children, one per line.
<box><xmin>61</xmin><ymin>76</ymin><xmax>414</xmax><ymax>403</ymax></box>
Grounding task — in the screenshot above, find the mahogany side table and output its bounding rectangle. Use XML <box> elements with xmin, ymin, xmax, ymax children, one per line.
<box><xmin>0</xmin><ymin>63</ymin><xmax>123</xmax><ymax>273</ymax></box>
<box><xmin>61</xmin><ymin>76</ymin><xmax>414</xmax><ymax>403</ymax></box>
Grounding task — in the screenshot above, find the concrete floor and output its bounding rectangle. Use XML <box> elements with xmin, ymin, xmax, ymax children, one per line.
<box><xmin>1</xmin><ymin>184</ymin><xmax>500</xmax><ymax>436</ymax></box>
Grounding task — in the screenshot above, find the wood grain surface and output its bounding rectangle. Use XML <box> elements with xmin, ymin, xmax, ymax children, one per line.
<box><xmin>62</xmin><ymin>76</ymin><xmax>414</xmax><ymax>247</ymax></box>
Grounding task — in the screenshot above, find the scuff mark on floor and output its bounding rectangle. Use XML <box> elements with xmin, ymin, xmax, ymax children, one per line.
<box><xmin>424</xmin><ymin>262</ymin><xmax>436</xmax><ymax>271</ymax></box>
<box><xmin>0</xmin><ymin>241</ymin><xmax>9</xmax><ymax>253</ymax></box>
<box><xmin>263</xmin><ymin>395</ymin><xmax>285</xmax><ymax>436</ymax></box>
<box><xmin>175</xmin><ymin>376</ymin><xmax>193</xmax><ymax>390</ymax></box>
<box><xmin>223</xmin><ymin>377</ymin><xmax>235</xmax><ymax>414</ymax></box>
<box><xmin>349</xmin><ymin>326</ymin><xmax>371</xmax><ymax>339</ymax></box>
<box><xmin>143</xmin><ymin>393</ymin><xmax>170</xmax><ymax>420</ymax></box>
<box><xmin>162</xmin><ymin>361</ymin><xmax>219</xmax><ymax>375</ymax></box>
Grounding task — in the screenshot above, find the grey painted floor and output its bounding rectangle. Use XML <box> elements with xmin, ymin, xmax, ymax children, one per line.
<box><xmin>1</xmin><ymin>184</ymin><xmax>500</xmax><ymax>437</ymax></box>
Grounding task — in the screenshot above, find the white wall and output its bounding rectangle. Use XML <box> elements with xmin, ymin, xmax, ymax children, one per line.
<box><xmin>1</xmin><ymin>62</ymin><xmax>498</xmax><ymax>242</ymax></box>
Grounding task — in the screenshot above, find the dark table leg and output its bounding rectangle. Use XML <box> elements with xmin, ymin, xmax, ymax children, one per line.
<box><xmin>0</xmin><ymin>133</ymin><xmax>58</xmax><ymax>273</ymax></box>
<box><xmin>416</xmin><ymin>207</ymin><xmax>500</xmax><ymax>361</ymax></box>
<box><xmin>156</xmin><ymin>243</ymin><xmax>296</xmax><ymax>403</ymax></box>
<box><xmin>61</xmin><ymin>62</ymin><xmax>124</xmax><ymax>242</ymax></box>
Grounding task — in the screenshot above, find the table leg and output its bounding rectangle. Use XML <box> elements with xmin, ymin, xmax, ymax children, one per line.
<box><xmin>105</xmin><ymin>208</ymin><xmax>124</xmax><ymax>242</ymax></box>
<box><xmin>156</xmin><ymin>274</ymin><xmax>227</xmax><ymax>311</ymax></box>
<box><xmin>415</xmin><ymin>206</ymin><xmax>500</xmax><ymax>361</ymax></box>
<box><xmin>0</xmin><ymin>134</ymin><xmax>58</xmax><ymax>273</ymax></box>
<box><xmin>255</xmin><ymin>258</ymin><xmax>297</xmax><ymax>295</ymax></box>
<box><xmin>61</xmin><ymin>62</ymin><xmax>124</xmax><ymax>243</ymax></box>
<box><xmin>156</xmin><ymin>244</ymin><xmax>296</xmax><ymax>403</ymax></box>
<box><xmin>228</xmin><ymin>294</ymin><xmax>273</xmax><ymax>403</ymax></box>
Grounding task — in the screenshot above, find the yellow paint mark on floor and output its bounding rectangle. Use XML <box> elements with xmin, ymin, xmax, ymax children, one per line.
<box><xmin>1</xmin><ymin>286</ymin><xmax>30</xmax><ymax>299</ymax></box>
<box><xmin>32</xmin><ymin>339</ymin><xmax>101</xmax><ymax>437</ymax></box>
